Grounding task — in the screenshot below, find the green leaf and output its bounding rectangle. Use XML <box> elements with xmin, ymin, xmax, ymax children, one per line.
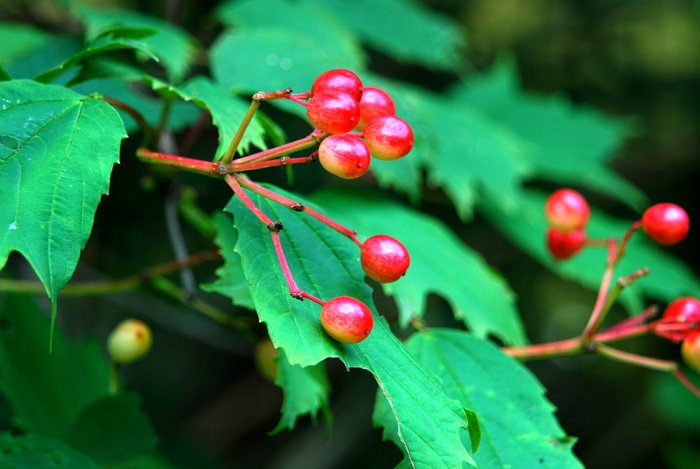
<box><xmin>211</xmin><ymin>27</ymin><xmax>365</xmax><ymax>95</ymax></box>
<box><xmin>33</xmin><ymin>33</ymin><xmax>159</xmax><ymax>84</ymax></box>
<box><xmin>178</xmin><ymin>76</ymin><xmax>282</xmax><ymax>158</ymax></box>
<box><xmin>357</xmin><ymin>77</ymin><xmax>531</xmax><ymax>219</ymax></box>
<box><xmin>71</xmin><ymin>77</ymin><xmax>201</xmax><ymax>135</ymax></box>
<box><xmin>0</xmin><ymin>293</ymin><xmax>110</xmax><ymax>437</ymax></box>
<box><xmin>406</xmin><ymin>330</ymin><xmax>582</xmax><ymax>469</ymax></box>
<box><xmin>0</xmin><ymin>80</ymin><xmax>124</xmax><ymax>320</ymax></box>
<box><xmin>311</xmin><ymin>188</ymin><xmax>527</xmax><ymax>346</ymax></box>
<box><xmin>482</xmin><ymin>190</ymin><xmax>700</xmax><ymax>310</ymax></box>
<box><xmin>271</xmin><ymin>350</ymin><xmax>331</xmax><ymax>433</ymax></box>
<box><xmin>67</xmin><ymin>393</ymin><xmax>158</xmax><ymax>464</ymax></box>
<box><xmin>0</xmin><ymin>432</ymin><xmax>99</xmax><ymax>469</ymax></box>
<box><xmin>302</xmin><ymin>0</ymin><xmax>465</xmax><ymax>70</ymax></box>
<box><xmin>226</xmin><ymin>185</ymin><xmax>474</xmax><ymax>467</ymax></box>
<box><xmin>0</xmin><ymin>22</ymin><xmax>52</xmax><ymax>67</ymax></box>
<box><xmin>456</xmin><ymin>61</ymin><xmax>644</xmax><ymax>210</ymax></box>
<box><xmin>76</xmin><ymin>7</ymin><xmax>199</xmax><ymax>83</ymax></box>
<box><xmin>4</xmin><ymin>35</ymin><xmax>83</xmax><ymax>82</ymax></box>
<box><xmin>201</xmin><ymin>212</ymin><xmax>254</xmax><ymax>310</ymax></box>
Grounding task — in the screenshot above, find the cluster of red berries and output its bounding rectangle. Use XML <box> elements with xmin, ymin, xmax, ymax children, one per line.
<box><xmin>545</xmin><ymin>188</ymin><xmax>698</xmax><ymax>372</ymax></box>
<box><xmin>306</xmin><ymin>69</ymin><xmax>414</xmax><ymax>179</ymax></box>
<box><xmin>544</xmin><ymin>188</ymin><xmax>690</xmax><ymax>260</ymax></box>
<box><xmin>545</xmin><ymin>188</ymin><xmax>590</xmax><ymax>260</ymax></box>
<box><xmin>294</xmin><ymin>70</ymin><xmax>413</xmax><ymax>344</ymax></box>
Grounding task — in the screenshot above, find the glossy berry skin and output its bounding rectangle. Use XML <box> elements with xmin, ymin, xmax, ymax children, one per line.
<box><xmin>641</xmin><ymin>203</ymin><xmax>689</xmax><ymax>245</ymax></box>
<box><xmin>361</xmin><ymin>235</ymin><xmax>410</xmax><ymax>283</ymax></box>
<box><xmin>663</xmin><ymin>297</ymin><xmax>700</xmax><ymax>324</ymax></box>
<box><xmin>658</xmin><ymin>297</ymin><xmax>700</xmax><ymax>342</ymax></box>
<box><xmin>307</xmin><ymin>92</ymin><xmax>360</xmax><ymax>134</ymax></box>
<box><xmin>318</xmin><ymin>134</ymin><xmax>371</xmax><ymax>179</ymax></box>
<box><xmin>363</xmin><ymin>115</ymin><xmax>413</xmax><ymax>160</ymax></box>
<box><xmin>681</xmin><ymin>331</ymin><xmax>700</xmax><ymax>373</ymax></box>
<box><xmin>311</xmin><ymin>69</ymin><xmax>363</xmax><ymax>102</ymax></box>
<box><xmin>546</xmin><ymin>227</ymin><xmax>586</xmax><ymax>260</ymax></box>
<box><xmin>321</xmin><ymin>296</ymin><xmax>373</xmax><ymax>344</ymax></box>
<box><xmin>356</xmin><ymin>86</ymin><xmax>396</xmax><ymax>129</ymax></box>
<box><xmin>107</xmin><ymin>319</ymin><xmax>152</xmax><ymax>364</ymax></box>
<box><xmin>545</xmin><ymin>188</ymin><xmax>590</xmax><ymax>231</ymax></box>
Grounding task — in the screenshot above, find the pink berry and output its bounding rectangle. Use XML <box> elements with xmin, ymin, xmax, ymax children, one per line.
<box><xmin>356</xmin><ymin>86</ymin><xmax>396</xmax><ymax>129</ymax></box>
<box><xmin>641</xmin><ymin>203</ymin><xmax>689</xmax><ymax>245</ymax></box>
<box><xmin>306</xmin><ymin>92</ymin><xmax>360</xmax><ymax>134</ymax></box>
<box><xmin>362</xmin><ymin>115</ymin><xmax>413</xmax><ymax>160</ymax></box>
<box><xmin>311</xmin><ymin>69</ymin><xmax>363</xmax><ymax>102</ymax></box>
<box><xmin>545</xmin><ymin>189</ymin><xmax>590</xmax><ymax>231</ymax></box>
<box><xmin>663</xmin><ymin>297</ymin><xmax>700</xmax><ymax>323</ymax></box>
<box><xmin>321</xmin><ymin>296</ymin><xmax>373</xmax><ymax>344</ymax></box>
<box><xmin>361</xmin><ymin>235</ymin><xmax>410</xmax><ymax>283</ymax></box>
<box><xmin>546</xmin><ymin>227</ymin><xmax>586</xmax><ymax>260</ymax></box>
<box><xmin>659</xmin><ymin>297</ymin><xmax>700</xmax><ymax>342</ymax></box>
<box><xmin>318</xmin><ymin>134</ymin><xmax>371</xmax><ymax>179</ymax></box>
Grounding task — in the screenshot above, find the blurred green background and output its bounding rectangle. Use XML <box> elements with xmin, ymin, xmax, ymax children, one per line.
<box><xmin>3</xmin><ymin>0</ymin><xmax>700</xmax><ymax>467</ymax></box>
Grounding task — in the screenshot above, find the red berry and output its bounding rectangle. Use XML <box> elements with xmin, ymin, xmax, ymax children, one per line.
<box><xmin>361</xmin><ymin>235</ymin><xmax>410</xmax><ymax>283</ymax></box>
<box><xmin>307</xmin><ymin>92</ymin><xmax>360</xmax><ymax>134</ymax></box>
<box><xmin>681</xmin><ymin>331</ymin><xmax>700</xmax><ymax>373</ymax></box>
<box><xmin>658</xmin><ymin>297</ymin><xmax>700</xmax><ymax>342</ymax></box>
<box><xmin>321</xmin><ymin>296</ymin><xmax>373</xmax><ymax>344</ymax></box>
<box><xmin>311</xmin><ymin>69</ymin><xmax>363</xmax><ymax>102</ymax></box>
<box><xmin>356</xmin><ymin>86</ymin><xmax>396</xmax><ymax>129</ymax></box>
<box><xmin>641</xmin><ymin>203</ymin><xmax>689</xmax><ymax>245</ymax></box>
<box><xmin>546</xmin><ymin>227</ymin><xmax>586</xmax><ymax>260</ymax></box>
<box><xmin>318</xmin><ymin>134</ymin><xmax>371</xmax><ymax>179</ymax></box>
<box><xmin>545</xmin><ymin>189</ymin><xmax>590</xmax><ymax>231</ymax></box>
<box><xmin>663</xmin><ymin>297</ymin><xmax>700</xmax><ymax>323</ymax></box>
<box><xmin>363</xmin><ymin>115</ymin><xmax>413</xmax><ymax>160</ymax></box>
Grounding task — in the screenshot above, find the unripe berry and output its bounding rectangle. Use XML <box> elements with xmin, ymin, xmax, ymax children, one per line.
<box><xmin>361</xmin><ymin>235</ymin><xmax>410</xmax><ymax>283</ymax></box>
<box><xmin>356</xmin><ymin>86</ymin><xmax>396</xmax><ymax>129</ymax></box>
<box><xmin>641</xmin><ymin>203</ymin><xmax>689</xmax><ymax>245</ymax></box>
<box><xmin>107</xmin><ymin>319</ymin><xmax>152</xmax><ymax>364</ymax></box>
<box><xmin>546</xmin><ymin>227</ymin><xmax>586</xmax><ymax>260</ymax></box>
<box><xmin>681</xmin><ymin>331</ymin><xmax>700</xmax><ymax>373</ymax></box>
<box><xmin>311</xmin><ymin>69</ymin><xmax>363</xmax><ymax>102</ymax></box>
<box><xmin>363</xmin><ymin>115</ymin><xmax>413</xmax><ymax>160</ymax></box>
<box><xmin>545</xmin><ymin>189</ymin><xmax>590</xmax><ymax>231</ymax></box>
<box><xmin>321</xmin><ymin>296</ymin><xmax>373</xmax><ymax>344</ymax></box>
<box><xmin>318</xmin><ymin>134</ymin><xmax>371</xmax><ymax>179</ymax></box>
<box><xmin>306</xmin><ymin>92</ymin><xmax>360</xmax><ymax>134</ymax></box>
<box><xmin>254</xmin><ymin>338</ymin><xmax>279</xmax><ymax>382</ymax></box>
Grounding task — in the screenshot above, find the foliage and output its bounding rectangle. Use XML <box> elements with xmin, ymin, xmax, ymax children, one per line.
<box><xmin>1</xmin><ymin>0</ymin><xmax>698</xmax><ymax>468</ymax></box>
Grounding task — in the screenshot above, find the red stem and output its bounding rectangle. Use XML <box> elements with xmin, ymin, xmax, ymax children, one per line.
<box><xmin>137</xmin><ymin>148</ymin><xmax>223</xmax><ymax>176</ymax></box>
<box><xmin>224</xmin><ymin>175</ymin><xmax>325</xmax><ymax>305</ymax></box>
<box><xmin>229</xmin><ymin>155</ymin><xmax>316</xmax><ymax>173</ymax></box>
<box><xmin>674</xmin><ymin>369</ymin><xmax>700</xmax><ymax>398</ymax></box>
<box><xmin>234</xmin><ymin>132</ymin><xmax>324</xmax><ymax>165</ymax></box>
<box><xmin>582</xmin><ymin>238</ymin><xmax>618</xmax><ymax>339</ymax></box>
<box><xmin>232</xmin><ymin>174</ymin><xmax>362</xmax><ymax>246</ymax></box>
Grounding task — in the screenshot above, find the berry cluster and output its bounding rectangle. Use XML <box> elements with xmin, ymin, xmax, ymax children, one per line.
<box><xmin>306</xmin><ymin>69</ymin><xmax>413</xmax><ymax>179</ymax></box>
<box><xmin>541</xmin><ymin>188</ymin><xmax>700</xmax><ymax>385</ymax></box>
<box><xmin>544</xmin><ymin>188</ymin><xmax>590</xmax><ymax>260</ymax></box>
<box><xmin>137</xmin><ymin>69</ymin><xmax>415</xmax><ymax>344</ymax></box>
<box><xmin>544</xmin><ymin>189</ymin><xmax>690</xmax><ymax>260</ymax></box>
